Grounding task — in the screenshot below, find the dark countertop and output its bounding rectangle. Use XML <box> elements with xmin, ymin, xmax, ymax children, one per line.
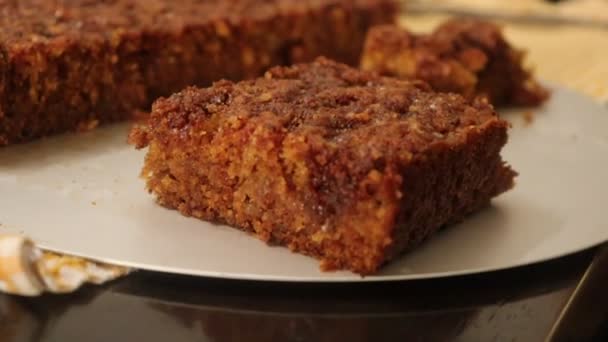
<box><xmin>1</xmin><ymin>244</ymin><xmax>607</xmax><ymax>342</ymax></box>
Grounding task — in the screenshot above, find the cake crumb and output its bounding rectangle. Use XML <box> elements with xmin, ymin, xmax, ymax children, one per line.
<box><xmin>76</xmin><ymin>119</ymin><xmax>99</xmax><ymax>133</ymax></box>
<box><xmin>321</xmin><ymin>220</ymin><xmax>333</xmax><ymax>232</ymax></box>
<box><xmin>523</xmin><ymin>111</ymin><xmax>535</xmax><ymax>126</ymax></box>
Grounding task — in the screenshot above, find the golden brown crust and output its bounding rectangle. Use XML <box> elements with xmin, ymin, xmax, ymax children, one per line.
<box><xmin>132</xmin><ymin>57</ymin><xmax>516</xmax><ymax>275</ymax></box>
<box><xmin>361</xmin><ymin>18</ymin><xmax>549</xmax><ymax>107</ymax></box>
<box><xmin>0</xmin><ymin>0</ymin><xmax>397</xmax><ymax>146</ymax></box>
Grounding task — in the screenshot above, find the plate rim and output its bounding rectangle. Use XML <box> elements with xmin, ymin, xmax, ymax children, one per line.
<box><xmin>3</xmin><ymin>83</ymin><xmax>608</xmax><ymax>283</ymax></box>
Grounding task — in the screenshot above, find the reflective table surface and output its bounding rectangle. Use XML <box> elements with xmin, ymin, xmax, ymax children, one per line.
<box><xmin>1</xmin><ymin>245</ymin><xmax>607</xmax><ymax>342</ymax></box>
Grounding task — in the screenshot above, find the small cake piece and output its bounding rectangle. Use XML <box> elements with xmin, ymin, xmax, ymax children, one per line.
<box><xmin>130</xmin><ymin>57</ymin><xmax>516</xmax><ymax>275</ymax></box>
<box><xmin>0</xmin><ymin>0</ymin><xmax>397</xmax><ymax>146</ymax></box>
<box><xmin>361</xmin><ymin>19</ymin><xmax>549</xmax><ymax>107</ymax></box>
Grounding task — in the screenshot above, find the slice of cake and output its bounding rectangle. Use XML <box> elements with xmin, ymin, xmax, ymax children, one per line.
<box><xmin>130</xmin><ymin>57</ymin><xmax>516</xmax><ymax>275</ymax></box>
<box><xmin>360</xmin><ymin>19</ymin><xmax>549</xmax><ymax>107</ymax></box>
<box><xmin>0</xmin><ymin>0</ymin><xmax>397</xmax><ymax>146</ymax></box>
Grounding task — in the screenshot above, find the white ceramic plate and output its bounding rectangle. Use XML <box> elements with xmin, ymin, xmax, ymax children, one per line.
<box><xmin>1</xmin><ymin>85</ymin><xmax>607</xmax><ymax>282</ymax></box>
